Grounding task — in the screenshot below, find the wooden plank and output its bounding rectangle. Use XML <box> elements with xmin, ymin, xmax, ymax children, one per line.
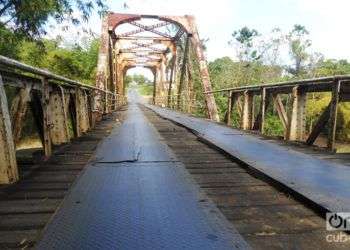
<box><xmin>328</xmin><ymin>80</ymin><xmax>341</xmax><ymax>150</ymax></box>
<box><xmin>10</xmin><ymin>84</ymin><xmax>32</xmax><ymax>144</ymax></box>
<box><xmin>0</xmin><ymin>74</ymin><xmax>18</xmax><ymax>184</ymax></box>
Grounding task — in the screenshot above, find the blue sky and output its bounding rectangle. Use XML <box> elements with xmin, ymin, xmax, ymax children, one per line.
<box><xmin>49</xmin><ymin>0</ymin><xmax>350</xmax><ymax>75</ymax></box>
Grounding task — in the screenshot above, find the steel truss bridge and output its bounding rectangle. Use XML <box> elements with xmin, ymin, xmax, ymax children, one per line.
<box><xmin>0</xmin><ymin>12</ymin><xmax>350</xmax><ymax>250</ymax></box>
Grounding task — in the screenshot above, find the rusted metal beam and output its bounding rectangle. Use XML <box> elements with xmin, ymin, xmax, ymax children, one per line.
<box><xmin>177</xmin><ymin>35</ymin><xmax>190</xmax><ymax>110</ymax></box>
<box><xmin>0</xmin><ymin>55</ymin><xmax>101</xmax><ymax>91</ymax></box>
<box><xmin>259</xmin><ymin>87</ymin><xmax>267</xmax><ymax>133</ymax></box>
<box><xmin>49</xmin><ymin>91</ymin><xmax>70</xmax><ymax>145</ymax></box>
<box><xmin>116</xmin><ymin>36</ymin><xmax>172</xmax><ymax>41</ymax></box>
<box><xmin>167</xmin><ymin>54</ymin><xmax>176</xmax><ymax>107</ymax></box>
<box><xmin>10</xmin><ymin>84</ymin><xmax>32</xmax><ymax>145</ymax></box>
<box><xmin>116</xmin><ymin>21</ymin><xmax>168</xmax><ymax>37</ymax></box>
<box><xmin>41</xmin><ymin>77</ymin><xmax>52</xmax><ymax>157</ymax></box>
<box><xmin>241</xmin><ymin>91</ymin><xmax>253</xmax><ymax>130</ymax></box>
<box><xmin>188</xmin><ymin>16</ymin><xmax>219</xmax><ymax>121</ymax></box>
<box><xmin>328</xmin><ymin>80</ymin><xmax>341</xmax><ymax>151</ymax></box>
<box><xmin>59</xmin><ymin>86</ymin><xmax>70</xmax><ymax>140</ymax></box>
<box><xmin>0</xmin><ymin>74</ymin><xmax>18</xmax><ymax>184</ymax></box>
<box><xmin>273</xmin><ymin>94</ymin><xmax>288</xmax><ymax>130</ymax></box>
<box><xmin>224</xmin><ymin>91</ymin><xmax>233</xmax><ymax>125</ymax></box>
<box><xmin>306</xmin><ymin>104</ymin><xmax>331</xmax><ymax>146</ymax></box>
<box><xmin>129</xmin><ymin>21</ymin><xmax>172</xmax><ymax>38</ymax></box>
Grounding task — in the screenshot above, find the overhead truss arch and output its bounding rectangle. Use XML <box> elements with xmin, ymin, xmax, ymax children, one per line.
<box><xmin>96</xmin><ymin>12</ymin><xmax>219</xmax><ymax>121</ymax></box>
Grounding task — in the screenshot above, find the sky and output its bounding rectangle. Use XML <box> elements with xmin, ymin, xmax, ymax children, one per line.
<box><xmin>50</xmin><ymin>0</ymin><xmax>350</xmax><ymax>77</ymax></box>
<box><xmin>91</xmin><ymin>0</ymin><xmax>350</xmax><ymax>61</ymax></box>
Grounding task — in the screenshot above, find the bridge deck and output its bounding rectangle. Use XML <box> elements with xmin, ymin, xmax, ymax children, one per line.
<box><xmin>0</xmin><ymin>111</ymin><xmax>123</xmax><ymax>248</ymax></box>
<box><xmin>37</xmin><ymin>101</ymin><xmax>248</xmax><ymax>250</ymax></box>
<box><xmin>2</xmin><ymin>97</ymin><xmax>350</xmax><ymax>249</ymax></box>
<box><xmin>146</xmin><ymin>105</ymin><xmax>350</xmax><ymax>214</ymax></box>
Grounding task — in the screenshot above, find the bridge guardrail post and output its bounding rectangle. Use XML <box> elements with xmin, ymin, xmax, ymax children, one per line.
<box><xmin>41</xmin><ymin>77</ymin><xmax>52</xmax><ymax>157</ymax></box>
<box><xmin>241</xmin><ymin>90</ymin><xmax>253</xmax><ymax>130</ymax></box>
<box><xmin>328</xmin><ymin>79</ymin><xmax>341</xmax><ymax>151</ymax></box>
<box><xmin>259</xmin><ymin>87</ymin><xmax>267</xmax><ymax>134</ymax></box>
<box><xmin>0</xmin><ymin>74</ymin><xmax>18</xmax><ymax>184</ymax></box>
<box><xmin>224</xmin><ymin>91</ymin><xmax>233</xmax><ymax>125</ymax></box>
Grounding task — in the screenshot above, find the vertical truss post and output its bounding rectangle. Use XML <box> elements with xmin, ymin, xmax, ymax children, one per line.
<box><xmin>224</xmin><ymin>91</ymin><xmax>233</xmax><ymax>125</ymax></box>
<box><xmin>95</xmin><ymin>15</ymin><xmax>110</xmax><ymax>120</ymax></box>
<box><xmin>259</xmin><ymin>87</ymin><xmax>267</xmax><ymax>133</ymax></box>
<box><xmin>41</xmin><ymin>77</ymin><xmax>52</xmax><ymax>157</ymax></box>
<box><xmin>286</xmin><ymin>87</ymin><xmax>298</xmax><ymax>141</ymax></box>
<box><xmin>10</xmin><ymin>84</ymin><xmax>32</xmax><ymax>145</ymax></box>
<box><xmin>0</xmin><ymin>74</ymin><xmax>18</xmax><ymax>184</ymax></box>
<box><xmin>152</xmin><ymin>68</ymin><xmax>157</xmax><ymax>104</ymax></box>
<box><xmin>297</xmin><ymin>89</ymin><xmax>307</xmax><ymax>140</ymax></box>
<box><xmin>168</xmin><ymin>53</ymin><xmax>176</xmax><ymax>107</ymax></box>
<box><xmin>187</xmin><ymin>58</ymin><xmax>194</xmax><ymax>113</ymax></box>
<box><xmin>59</xmin><ymin>86</ymin><xmax>70</xmax><ymax>140</ymax></box>
<box><xmin>75</xmin><ymin>87</ymin><xmax>81</xmax><ymax>137</ymax></box>
<box><xmin>177</xmin><ymin>35</ymin><xmax>190</xmax><ymax>110</ymax></box>
<box><xmin>286</xmin><ymin>87</ymin><xmax>307</xmax><ymax>141</ymax></box>
<box><xmin>241</xmin><ymin>91</ymin><xmax>253</xmax><ymax>130</ymax></box>
<box><xmin>49</xmin><ymin>91</ymin><xmax>70</xmax><ymax>145</ymax></box>
<box><xmin>187</xmin><ymin>17</ymin><xmax>219</xmax><ymax>121</ymax></box>
<box><xmin>328</xmin><ymin>80</ymin><xmax>341</xmax><ymax>151</ymax></box>
<box><xmin>159</xmin><ymin>59</ymin><xmax>166</xmax><ymax>105</ymax></box>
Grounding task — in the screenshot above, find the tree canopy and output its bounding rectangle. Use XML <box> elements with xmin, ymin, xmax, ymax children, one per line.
<box><xmin>0</xmin><ymin>0</ymin><xmax>107</xmax><ymax>38</ymax></box>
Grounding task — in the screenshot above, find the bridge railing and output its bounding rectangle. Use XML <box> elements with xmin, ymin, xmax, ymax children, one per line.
<box><xmin>203</xmin><ymin>76</ymin><xmax>350</xmax><ymax>151</ymax></box>
<box><xmin>154</xmin><ymin>94</ymin><xmax>205</xmax><ymax>115</ymax></box>
<box><xmin>0</xmin><ymin>55</ymin><xmax>124</xmax><ymax>184</ymax></box>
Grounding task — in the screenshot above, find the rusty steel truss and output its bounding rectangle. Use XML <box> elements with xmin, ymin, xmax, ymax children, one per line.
<box><xmin>0</xmin><ymin>56</ymin><xmax>125</xmax><ymax>184</ymax></box>
<box><xmin>95</xmin><ymin>12</ymin><xmax>219</xmax><ymax>120</ymax></box>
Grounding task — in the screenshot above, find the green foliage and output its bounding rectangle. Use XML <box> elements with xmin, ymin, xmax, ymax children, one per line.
<box><xmin>286</xmin><ymin>24</ymin><xmax>312</xmax><ymax>76</ymax></box>
<box><xmin>137</xmin><ymin>84</ymin><xmax>154</xmax><ymax>96</ymax></box>
<box><xmin>0</xmin><ymin>0</ymin><xmax>107</xmax><ymax>38</ymax></box>
<box><xmin>264</xmin><ymin>114</ymin><xmax>285</xmax><ymax>137</ymax></box>
<box><xmin>229</xmin><ymin>27</ymin><xmax>261</xmax><ymax>62</ymax></box>
<box><xmin>131</xmin><ymin>74</ymin><xmax>151</xmax><ymax>85</ymax></box>
<box><xmin>14</xmin><ymin>38</ymin><xmax>100</xmax><ymax>84</ymax></box>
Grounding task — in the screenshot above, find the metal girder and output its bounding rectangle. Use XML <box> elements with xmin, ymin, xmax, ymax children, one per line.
<box><xmin>96</xmin><ymin>13</ymin><xmax>219</xmax><ymax>121</ymax></box>
<box><xmin>116</xmin><ymin>21</ymin><xmax>169</xmax><ymax>37</ymax></box>
<box><xmin>129</xmin><ymin>21</ymin><xmax>172</xmax><ymax>38</ymax></box>
<box><xmin>116</xmin><ymin>36</ymin><xmax>172</xmax><ymax>41</ymax></box>
<box><xmin>131</xmin><ymin>42</ymin><xmax>168</xmax><ymax>53</ymax></box>
<box><xmin>119</xmin><ymin>49</ymin><xmax>166</xmax><ymax>54</ymax></box>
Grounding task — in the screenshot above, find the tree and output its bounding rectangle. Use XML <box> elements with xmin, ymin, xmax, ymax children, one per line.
<box><xmin>286</xmin><ymin>24</ymin><xmax>312</xmax><ymax>76</ymax></box>
<box><xmin>0</xmin><ymin>0</ymin><xmax>107</xmax><ymax>38</ymax></box>
<box><xmin>229</xmin><ymin>27</ymin><xmax>261</xmax><ymax>63</ymax></box>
